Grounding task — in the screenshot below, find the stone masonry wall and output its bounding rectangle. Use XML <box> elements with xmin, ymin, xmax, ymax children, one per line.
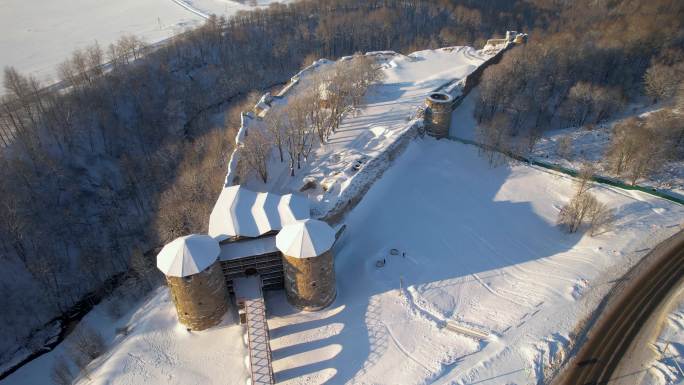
<box><xmin>167</xmin><ymin>261</ymin><xmax>229</xmax><ymax>331</ymax></box>
<box><xmin>282</xmin><ymin>250</ymin><xmax>336</xmax><ymax>311</ymax></box>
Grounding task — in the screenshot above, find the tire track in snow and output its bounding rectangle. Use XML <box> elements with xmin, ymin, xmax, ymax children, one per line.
<box><xmin>451</xmin><ymin>226</ymin><xmax>539</xmax><ymax>308</ymax></box>
<box><xmin>382</xmin><ymin>321</ymin><xmax>434</xmax><ymax>375</ymax></box>
<box><xmin>466</xmin><ymin>225</ymin><xmax>567</xmax><ymax>303</ymax></box>
<box><xmin>471</xmin><ymin>273</ymin><xmax>532</xmax><ymax>308</ymax></box>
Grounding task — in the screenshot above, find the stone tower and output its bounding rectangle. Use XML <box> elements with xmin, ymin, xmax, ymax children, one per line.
<box><xmin>276</xmin><ymin>219</ymin><xmax>337</xmax><ymax>311</ymax></box>
<box><xmin>425</xmin><ymin>92</ymin><xmax>454</xmax><ymax>139</ymax></box>
<box><xmin>157</xmin><ymin>234</ymin><xmax>229</xmax><ymax>331</ymax></box>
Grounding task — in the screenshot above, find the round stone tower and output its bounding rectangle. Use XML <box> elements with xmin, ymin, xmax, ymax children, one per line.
<box><xmin>156</xmin><ymin>234</ymin><xmax>229</xmax><ymax>331</ymax></box>
<box><xmin>276</xmin><ymin>219</ymin><xmax>337</xmax><ymax>311</ymax></box>
<box><xmin>425</xmin><ymin>92</ymin><xmax>454</xmax><ymax>139</ymax></box>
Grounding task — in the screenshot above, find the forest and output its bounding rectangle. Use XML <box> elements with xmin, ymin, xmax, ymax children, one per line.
<box><xmin>475</xmin><ymin>0</ymin><xmax>684</xmax><ymax>185</ymax></box>
<box><xmin>0</xmin><ymin>0</ymin><xmax>682</xmax><ymax>374</ymax></box>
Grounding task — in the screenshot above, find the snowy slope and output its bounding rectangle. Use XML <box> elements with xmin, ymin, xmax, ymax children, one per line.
<box><xmin>450</xmin><ymin>92</ymin><xmax>684</xmax><ymax>199</ymax></box>
<box><xmin>0</xmin><ymin>287</ymin><xmax>249</xmax><ymax>385</ymax></box>
<box><xmin>265</xmin><ymin>138</ymin><xmax>684</xmax><ymax>385</ymax></box>
<box><xmin>0</xmin><ymin>0</ymin><xmax>290</xmax><ymax>86</ymax></box>
<box><xmin>531</xmin><ymin>118</ymin><xmax>684</xmax><ymax>199</ymax></box>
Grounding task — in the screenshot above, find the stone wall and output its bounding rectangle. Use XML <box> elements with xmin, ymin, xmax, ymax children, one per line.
<box><xmin>167</xmin><ymin>261</ymin><xmax>229</xmax><ymax>331</ymax></box>
<box><xmin>282</xmin><ymin>250</ymin><xmax>336</xmax><ymax>311</ymax></box>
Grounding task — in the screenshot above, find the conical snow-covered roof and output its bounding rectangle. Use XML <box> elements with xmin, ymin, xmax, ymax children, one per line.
<box><xmin>156</xmin><ymin>234</ymin><xmax>220</xmax><ymax>277</ymax></box>
<box><xmin>209</xmin><ymin>185</ymin><xmax>310</xmax><ymax>241</ymax></box>
<box><xmin>276</xmin><ymin>219</ymin><xmax>335</xmax><ymax>259</ymax></box>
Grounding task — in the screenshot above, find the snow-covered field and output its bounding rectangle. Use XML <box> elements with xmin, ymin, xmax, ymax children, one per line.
<box><xmin>263</xmin><ymin>138</ymin><xmax>683</xmax><ymax>385</ymax></box>
<box><xmin>0</xmin><ymin>0</ymin><xmax>290</xmax><ymax>86</ymax></box>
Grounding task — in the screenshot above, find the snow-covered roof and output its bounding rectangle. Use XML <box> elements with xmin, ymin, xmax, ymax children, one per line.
<box><xmin>278</xmin><ymin>194</ymin><xmax>310</xmax><ymax>226</ymax></box>
<box><xmin>218</xmin><ymin>236</ymin><xmax>279</xmax><ymax>261</ymax></box>
<box><xmin>276</xmin><ymin>219</ymin><xmax>336</xmax><ymax>259</ymax></box>
<box><xmin>156</xmin><ymin>234</ymin><xmax>220</xmax><ymax>277</ymax></box>
<box><xmin>209</xmin><ymin>186</ymin><xmax>310</xmax><ymax>241</ymax></box>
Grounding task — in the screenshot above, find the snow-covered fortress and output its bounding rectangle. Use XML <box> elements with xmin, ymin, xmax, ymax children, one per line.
<box><xmin>156</xmin><ymin>185</ymin><xmax>340</xmax><ymax>331</ymax></box>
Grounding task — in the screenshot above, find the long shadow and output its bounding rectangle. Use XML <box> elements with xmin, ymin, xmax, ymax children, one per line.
<box><xmin>266</xmin><ymin>139</ymin><xmax>586</xmax><ymax>384</ymax></box>
<box><xmin>364</xmin><ymin>82</ymin><xmax>413</xmax><ymax>104</ymax></box>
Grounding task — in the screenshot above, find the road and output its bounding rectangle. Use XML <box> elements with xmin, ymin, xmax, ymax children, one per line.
<box><xmin>553</xmin><ymin>229</ymin><xmax>684</xmax><ymax>385</ymax></box>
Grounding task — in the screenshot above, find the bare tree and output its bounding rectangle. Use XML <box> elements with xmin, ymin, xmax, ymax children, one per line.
<box><xmin>558</xmin><ymin>191</ymin><xmax>596</xmax><ymax>233</ymax></box>
<box><xmin>556</xmin><ymin>134</ymin><xmax>573</xmax><ymax>160</ymax></box>
<box><xmin>264</xmin><ymin>106</ymin><xmax>287</xmax><ymax>162</ymax></box>
<box><xmin>574</xmin><ymin>162</ymin><xmax>596</xmax><ymax>197</ymax></box>
<box><xmin>476</xmin><ymin>113</ymin><xmax>511</xmax><ymax>166</ymax></box>
<box><xmin>644</xmin><ymin>63</ymin><xmax>678</xmax><ymax>103</ymax></box>
<box><xmin>67</xmin><ymin>326</ymin><xmax>106</xmax><ymax>371</ymax></box>
<box><xmin>605</xmin><ymin>117</ymin><xmax>642</xmax><ymax>177</ymax></box>
<box><xmin>560</xmin><ymin>82</ymin><xmax>622</xmax><ymax>127</ymax></box>
<box><xmin>588</xmin><ymin>201</ymin><xmax>614</xmax><ymax>236</ymax></box>
<box><xmin>559</xmin><ymin>164</ymin><xmax>613</xmax><ymax>234</ymax></box>
<box><xmin>129</xmin><ymin>247</ymin><xmax>160</xmax><ymax>291</ymax></box>
<box><xmin>241</xmin><ymin>128</ymin><xmax>271</xmax><ymax>183</ymax></box>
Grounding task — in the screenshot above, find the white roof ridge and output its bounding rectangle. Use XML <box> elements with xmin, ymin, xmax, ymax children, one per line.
<box><xmin>209</xmin><ymin>185</ymin><xmax>310</xmax><ymax>240</ymax></box>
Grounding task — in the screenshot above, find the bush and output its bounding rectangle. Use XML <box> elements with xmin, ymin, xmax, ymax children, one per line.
<box><xmin>66</xmin><ymin>326</ymin><xmax>106</xmax><ymax>370</ymax></box>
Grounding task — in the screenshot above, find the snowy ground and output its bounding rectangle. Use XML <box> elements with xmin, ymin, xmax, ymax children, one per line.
<box><xmin>0</xmin><ymin>0</ymin><xmax>290</xmax><ymax>86</ymax></box>
<box><xmin>532</xmin><ymin>125</ymin><xmax>684</xmax><ymax>199</ymax></box>
<box><xmin>642</xmin><ymin>288</ymin><xmax>684</xmax><ymax>385</ymax></box>
<box><xmin>240</xmin><ymin>46</ymin><xmax>492</xmax><ymax>215</ymax></box>
<box><xmin>1</xmin><ymin>287</ymin><xmax>249</xmax><ymax>385</ymax></box>
<box><xmin>264</xmin><ymin>138</ymin><xmax>684</xmax><ymax>385</ymax></box>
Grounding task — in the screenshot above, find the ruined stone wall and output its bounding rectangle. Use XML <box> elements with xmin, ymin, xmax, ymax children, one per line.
<box><xmin>167</xmin><ymin>261</ymin><xmax>229</xmax><ymax>330</ymax></box>
<box><xmin>282</xmin><ymin>250</ymin><xmax>336</xmax><ymax>311</ymax></box>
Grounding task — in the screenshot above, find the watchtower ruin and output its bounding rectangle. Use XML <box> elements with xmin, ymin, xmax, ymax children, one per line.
<box><xmin>425</xmin><ymin>91</ymin><xmax>454</xmax><ymax>139</ymax></box>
